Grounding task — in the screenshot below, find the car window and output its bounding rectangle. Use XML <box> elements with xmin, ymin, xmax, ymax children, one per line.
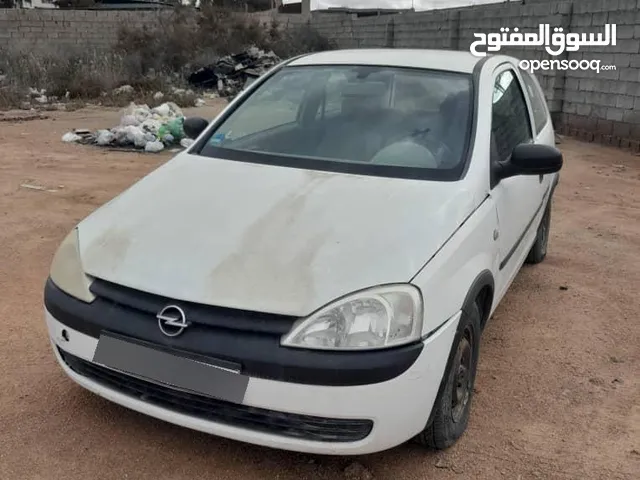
<box><xmin>216</xmin><ymin>71</ymin><xmax>307</xmax><ymax>141</ymax></box>
<box><xmin>491</xmin><ymin>69</ymin><xmax>533</xmax><ymax>162</ymax></box>
<box><xmin>197</xmin><ymin>65</ymin><xmax>474</xmax><ymax>181</ymax></box>
<box><xmin>520</xmin><ymin>70</ymin><xmax>549</xmax><ymax>133</ymax></box>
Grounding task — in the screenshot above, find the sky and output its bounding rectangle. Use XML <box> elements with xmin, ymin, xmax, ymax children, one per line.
<box><xmin>283</xmin><ymin>0</ymin><xmax>507</xmax><ymax>11</ymax></box>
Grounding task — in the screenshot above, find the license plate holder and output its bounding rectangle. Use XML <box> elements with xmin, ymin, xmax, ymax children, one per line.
<box><xmin>92</xmin><ymin>333</ymin><xmax>249</xmax><ymax>404</ymax></box>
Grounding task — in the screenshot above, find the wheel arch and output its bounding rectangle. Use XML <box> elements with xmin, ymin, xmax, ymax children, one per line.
<box><xmin>461</xmin><ymin>269</ymin><xmax>495</xmax><ymax>329</ymax></box>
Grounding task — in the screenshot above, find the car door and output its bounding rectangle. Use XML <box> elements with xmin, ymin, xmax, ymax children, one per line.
<box><xmin>490</xmin><ymin>65</ymin><xmax>548</xmax><ymax>299</ymax></box>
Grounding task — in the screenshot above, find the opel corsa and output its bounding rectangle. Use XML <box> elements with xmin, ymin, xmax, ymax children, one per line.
<box><xmin>44</xmin><ymin>49</ymin><xmax>563</xmax><ymax>454</ymax></box>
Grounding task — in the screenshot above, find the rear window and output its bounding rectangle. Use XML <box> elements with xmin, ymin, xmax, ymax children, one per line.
<box><xmin>196</xmin><ymin>65</ymin><xmax>474</xmax><ymax>181</ymax></box>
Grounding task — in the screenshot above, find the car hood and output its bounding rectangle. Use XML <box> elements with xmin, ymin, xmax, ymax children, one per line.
<box><xmin>77</xmin><ymin>153</ymin><xmax>477</xmax><ymax>316</ymax></box>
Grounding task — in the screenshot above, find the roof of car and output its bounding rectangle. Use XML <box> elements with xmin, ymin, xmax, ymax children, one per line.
<box><xmin>287</xmin><ymin>49</ymin><xmax>484</xmax><ymax>74</ymax></box>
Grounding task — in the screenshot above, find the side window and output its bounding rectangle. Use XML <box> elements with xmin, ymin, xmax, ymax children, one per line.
<box><xmin>491</xmin><ymin>70</ymin><xmax>533</xmax><ymax>162</ymax></box>
<box><xmin>520</xmin><ymin>71</ymin><xmax>549</xmax><ymax>133</ymax></box>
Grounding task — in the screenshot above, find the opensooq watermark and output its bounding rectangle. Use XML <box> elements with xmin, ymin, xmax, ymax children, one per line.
<box><xmin>469</xmin><ymin>24</ymin><xmax>618</xmax><ymax>74</ymax></box>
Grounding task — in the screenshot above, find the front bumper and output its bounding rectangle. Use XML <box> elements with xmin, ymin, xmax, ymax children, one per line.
<box><xmin>46</xmin><ymin>308</ymin><xmax>460</xmax><ymax>455</ymax></box>
<box><xmin>45</xmin><ymin>278</ymin><xmax>423</xmax><ymax>387</ymax></box>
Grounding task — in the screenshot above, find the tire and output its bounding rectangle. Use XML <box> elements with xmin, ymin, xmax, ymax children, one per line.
<box><xmin>414</xmin><ymin>301</ymin><xmax>482</xmax><ymax>450</ymax></box>
<box><xmin>526</xmin><ymin>199</ymin><xmax>552</xmax><ymax>265</ymax></box>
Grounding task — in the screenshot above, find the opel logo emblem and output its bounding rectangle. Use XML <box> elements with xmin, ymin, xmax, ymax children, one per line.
<box><xmin>157</xmin><ymin>305</ymin><xmax>189</xmax><ymax>337</ymax></box>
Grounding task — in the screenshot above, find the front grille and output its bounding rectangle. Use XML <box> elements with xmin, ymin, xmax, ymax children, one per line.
<box><xmin>59</xmin><ymin>349</ymin><xmax>373</xmax><ymax>443</ymax></box>
<box><xmin>89</xmin><ymin>278</ymin><xmax>297</xmax><ymax>336</ymax></box>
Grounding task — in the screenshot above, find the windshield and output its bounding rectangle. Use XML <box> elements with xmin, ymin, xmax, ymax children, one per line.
<box><xmin>197</xmin><ymin>65</ymin><xmax>473</xmax><ymax>180</ymax></box>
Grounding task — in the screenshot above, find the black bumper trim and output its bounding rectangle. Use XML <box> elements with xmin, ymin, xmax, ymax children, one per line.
<box><xmin>45</xmin><ymin>278</ymin><xmax>423</xmax><ymax>386</ymax></box>
<box><xmin>58</xmin><ymin>348</ymin><xmax>373</xmax><ymax>443</ymax></box>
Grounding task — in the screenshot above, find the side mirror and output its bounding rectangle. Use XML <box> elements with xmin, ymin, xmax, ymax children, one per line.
<box><xmin>495</xmin><ymin>143</ymin><xmax>563</xmax><ymax>181</ymax></box>
<box><xmin>183</xmin><ymin>117</ymin><xmax>209</xmax><ymax>140</ymax></box>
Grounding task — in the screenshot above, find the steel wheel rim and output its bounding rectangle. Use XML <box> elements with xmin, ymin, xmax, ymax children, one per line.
<box><xmin>451</xmin><ymin>327</ymin><xmax>473</xmax><ymax>423</ymax></box>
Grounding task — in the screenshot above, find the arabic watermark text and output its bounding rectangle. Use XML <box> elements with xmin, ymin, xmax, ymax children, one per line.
<box><xmin>470</xmin><ymin>24</ymin><xmax>617</xmax><ymax>57</ymax></box>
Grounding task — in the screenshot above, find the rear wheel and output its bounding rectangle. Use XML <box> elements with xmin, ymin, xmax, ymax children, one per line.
<box><xmin>414</xmin><ymin>302</ymin><xmax>481</xmax><ymax>450</ymax></box>
<box><xmin>526</xmin><ymin>199</ymin><xmax>552</xmax><ymax>265</ymax></box>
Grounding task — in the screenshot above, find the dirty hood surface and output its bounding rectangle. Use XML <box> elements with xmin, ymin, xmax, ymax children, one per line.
<box><xmin>77</xmin><ymin>153</ymin><xmax>476</xmax><ymax>316</ymax></box>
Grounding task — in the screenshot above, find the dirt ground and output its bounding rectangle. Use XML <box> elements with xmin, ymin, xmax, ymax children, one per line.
<box><xmin>0</xmin><ymin>104</ymin><xmax>638</xmax><ymax>480</ymax></box>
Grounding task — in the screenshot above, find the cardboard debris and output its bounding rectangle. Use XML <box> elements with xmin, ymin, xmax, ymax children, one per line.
<box><xmin>0</xmin><ymin>111</ymin><xmax>49</xmax><ymax>122</ymax></box>
<box><xmin>21</xmin><ymin>183</ymin><xmax>46</xmax><ymax>191</ymax></box>
<box><xmin>188</xmin><ymin>47</ymin><xmax>281</xmax><ymax>99</ymax></box>
<box><xmin>21</xmin><ymin>183</ymin><xmax>60</xmax><ymax>193</ymax></box>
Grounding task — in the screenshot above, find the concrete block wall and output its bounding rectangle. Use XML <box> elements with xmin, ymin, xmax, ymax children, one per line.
<box><xmin>251</xmin><ymin>11</ymin><xmax>307</xmax><ymax>29</ymax></box>
<box><xmin>393</xmin><ymin>10</ymin><xmax>458</xmax><ymax>49</ymax></box>
<box><xmin>0</xmin><ymin>8</ymin><xmax>165</xmax><ymax>51</ymax></box>
<box><xmin>561</xmin><ymin>0</ymin><xmax>640</xmax><ymax>149</ymax></box>
<box><xmin>0</xmin><ymin>8</ymin><xmax>304</xmax><ymax>52</ymax></box>
<box><xmin>312</xmin><ymin>13</ymin><xmax>393</xmax><ymax>48</ymax></box>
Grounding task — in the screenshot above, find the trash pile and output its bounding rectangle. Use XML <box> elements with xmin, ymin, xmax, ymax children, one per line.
<box><xmin>188</xmin><ymin>47</ymin><xmax>281</xmax><ymax>98</ymax></box>
<box><xmin>61</xmin><ymin>102</ymin><xmax>195</xmax><ymax>153</ymax></box>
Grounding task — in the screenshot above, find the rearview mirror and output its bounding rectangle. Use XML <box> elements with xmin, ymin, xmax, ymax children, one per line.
<box><xmin>183</xmin><ymin>117</ymin><xmax>209</xmax><ymax>140</ymax></box>
<box><xmin>495</xmin><ymin>143</ymin><xmax>563</xmax><ymax>181</ymax></box>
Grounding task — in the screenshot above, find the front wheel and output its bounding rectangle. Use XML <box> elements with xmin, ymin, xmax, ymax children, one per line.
<box><xmin>414</xmin><ymin>302</ymin><xmax>482</xmax><ymax>450</ymax></box>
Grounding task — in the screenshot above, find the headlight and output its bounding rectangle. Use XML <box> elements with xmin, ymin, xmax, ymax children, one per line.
<box><xmin>281</xmin><ymin>285</ymin><xmax>423</xmax><ymax>351</ymax></box>
<box><xmin>49</xmin><ymin>228</ymin><xmax>95</xmax><ymax>303</ymax></box>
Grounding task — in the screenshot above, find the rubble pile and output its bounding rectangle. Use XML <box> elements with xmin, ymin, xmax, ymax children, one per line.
<box><xmin>188</xmin><ymin>47</ymin><xmax>281</xmax><ymax>98</ymax></box>
<box><xmin>61</xmin><ymin>102</ymin><xmax>195</xmax><ymax>153</ymax></box>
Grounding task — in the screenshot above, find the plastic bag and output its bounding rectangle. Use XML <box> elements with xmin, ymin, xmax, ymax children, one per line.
<box><xmin>123</xmin><ymin>126</ymin><xmax>144</xmax><ymax>145</ymax></box>
<box><xmin>152</xmin><ymin>103</ymin><xmax>171</xmax><ymax>117</ymax></box>
<box><xmin>133</xmin><ymin>132</ymin><xmax>148</xmax><ymax>149</ymax></box>
<box><xmin>95</xmin><ymin>130</ymin><xmax>115</xmax><ymax>146</ymax></box>
<box><xmin>111</xmin><ymin>125</ymin><xmax>143</xmax><ymax>147</ymax></box>
<box><xmin>157</xmin><ymin>125</ymin><xmax>169</xmax><ymax>140</ymax></box>
<box><xmin>141</xmin><ymin>119</ymin><xmax>163</xmax><ymax>135</ymax></box>
<box><xmin>165</xmin><ymin>102</ymin><xmax>183</xmax><ymax>117</ymax></box>
<box><xmin>166</xmin><ymin>117</ymin><xmax>184</xmax><ymax>139</ymax></box>
<box><xmin>144</xmin><ymin>140</ymin><xmax>165</xmax><ymax>153</ymax></box>
<box><xmin>180</xmin><ymin>138</ymin><xmax>195</xmax><ymax>149</ymax></box>
<box><xmin>122</xmin><ymin>103</ymin><xmax>152</xmax><ymax>125</ymax></box>
<box><xmin>62</xmin><ymin>132</ymin><xmax>81</xmax><ymax>143</ymax></box>
<box><xmin>120</xmin><ymin>114</ymin><xmax>139</xmax><ymax>127</ymax></box>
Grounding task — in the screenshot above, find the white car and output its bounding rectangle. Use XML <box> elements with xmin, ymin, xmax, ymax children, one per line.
<box><xmin>44</xmin><ymin>49</ymin><xmax>562</xmax><ymax>455</ymax></box>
